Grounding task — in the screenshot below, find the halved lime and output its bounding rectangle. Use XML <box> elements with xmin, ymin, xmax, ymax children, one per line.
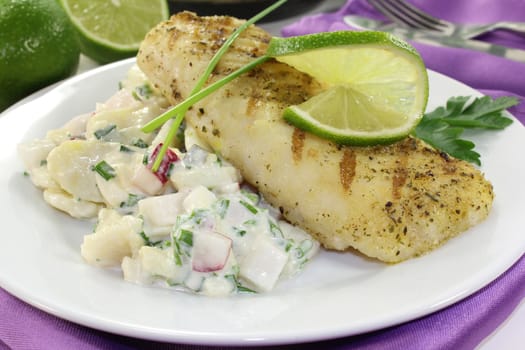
<box><xmin>60</xmin><ymin>0</ymin><xmax>169</xmax><ymax>64</ymax></box>
<box><xmin>266</xmin><ymin>31</ymin><xmax>429</xmax><ymax>146</ymax></box>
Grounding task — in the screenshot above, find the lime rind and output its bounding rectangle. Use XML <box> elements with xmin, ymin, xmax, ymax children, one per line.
<box><xmin>268</xmin><ymin>31</ymin><xmax>419</xmax><ymax>58</ymax></box>
<box><xmin>268</xmin><ymin>31</ymin><xmax>429</xmax><ymax>146</ymax></box>
<box><xmin>283</xmin><ymin>105</ymin><xmax>414</xmax><ymax>146</ymax></box>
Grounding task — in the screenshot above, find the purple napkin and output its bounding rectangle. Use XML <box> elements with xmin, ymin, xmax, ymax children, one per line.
<box><xmin>1</xmin><ymin>257</ymin><xmax>524</xmax><ymax>350</ymax></box>
<box><xmin>2</xmin><ymin>1</ymin><xmax>525</xmax><ymax>349</ymax></box>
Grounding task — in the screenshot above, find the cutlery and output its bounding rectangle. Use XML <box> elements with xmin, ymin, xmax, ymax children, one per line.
<box><xmin>344</xmin><ymin>15</ymin><xmax>525</xmax><ymax>63</ymax></box>
<box><xmin>367</xmin><ymin>0</ymin><xmax>525</xmax><ymax>39</ymax></box>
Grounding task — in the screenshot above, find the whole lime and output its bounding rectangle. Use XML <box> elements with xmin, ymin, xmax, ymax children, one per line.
<box><xmin>0</xmin><ymin>0</ymin><xmax>80</xmax><ymax>112</ymax></box>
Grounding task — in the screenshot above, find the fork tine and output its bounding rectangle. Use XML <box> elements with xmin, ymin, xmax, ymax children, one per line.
<box><xmin>368</xmin><ymin>0</ymin><xmax>437</xmax><ymax>30</ymax></box>
<box><xmin>389</xmin><ymin>0</ymin><xmax>449</xmax><ymax>28</ymax></box>
<box><xmin>368</xmin><ymin>0</ymin><xmax>449</xmax><ymax>31</ymax></box>
<box><xmin>367</xmin><ymin>0</ymin><xmax>429</xmax><ymax>29</ymax></box>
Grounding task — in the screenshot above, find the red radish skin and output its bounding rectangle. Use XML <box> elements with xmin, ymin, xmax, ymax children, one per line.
<box><xmin>147</xmin><ymin>143</ymin><xmax>179</xmax><ymax>183</ymax></box>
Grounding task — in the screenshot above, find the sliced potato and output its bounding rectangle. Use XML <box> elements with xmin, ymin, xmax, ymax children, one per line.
<box><xmin>46</xmin><ymin>113</ymin><xmax>91</xmax><ymax>144</ymax></box>
<box><xmin>95</xmin><ymin>149</ymin><xmax>141</xmax><ymax>207</ymax></box>
<box><xmin>43</xmin><ymin>188</ymin><xmax>102</xmax><ymax>219</ymax></box>
<box><xmin>46</xmin><ymin>140</ymin><xmax>120</xmax><ymax>203</ymax></box>
<box><xmin>18</xmin><ymin>138</ymin><xmax>56</xmax><ymax>172</ymax></box>
<box><xmin>85</xmin><ymin>107</ymin><xmax>136</xmax><ymax>142</ymax></box>
<box><xmin>81</xmin><ymin>208</ymin><xmax>144</xmax><ymax>267</ymax></box>
<box><xmin>95</xmin><ymin>174</ymin><xmax>129</xmax><ymax>208</ymax></box>
<box><xmin>138</xmin><ymin>246</ymin><xmax>186</xmax><ymax>282</ymax></box>
<box><xmin>29</xmin><ymin>166</ymin><xmax>59</xmax><ymax>190</ymax></box>
<box><xmin>86</xmin><ymin>106</ymin><xmax>163</xmax><ymax>145</ymax></box>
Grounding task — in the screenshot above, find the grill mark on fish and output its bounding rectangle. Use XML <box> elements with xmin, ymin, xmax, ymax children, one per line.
<box><xmin>392</xmin><ymin>155</ymin><xmax>409</xmax><ymax>200</ymax></box>
<box><xmin>339</xmin><ymin>149</ymin><xmax>356</xmax><ymax>193</ymax></box>
<box><xmin>246</xmin><ymin>96</ymin><xmax>257</xmax><ymax>116</ymax></box>
<box><xmin>291</xmin><ymin>128</ymin><xmax>306</xmax><ymax>163</ymax></box>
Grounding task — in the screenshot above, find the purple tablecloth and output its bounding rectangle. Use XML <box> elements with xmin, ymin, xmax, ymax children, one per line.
<box><xmin>1</xmin><ymin>0</ymin><xmax>524</xmax><ymax>349</ymax></box>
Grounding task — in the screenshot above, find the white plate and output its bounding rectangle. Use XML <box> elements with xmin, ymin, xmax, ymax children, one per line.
<box><xmin>0</xmin><ymin>58</ymin><xmax>524</xmax><ymax>346</ymax></box>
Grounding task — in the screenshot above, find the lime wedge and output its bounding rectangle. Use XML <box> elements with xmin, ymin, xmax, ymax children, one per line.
<box><xmin>266</xmin><ymin>31</ymin><xmax>429</xmax><ymax>146</ymax></box>
<box><xmin>60</xmin><ymin>0</ymin><xmax>169</xmax><ymax>64</ymax></box>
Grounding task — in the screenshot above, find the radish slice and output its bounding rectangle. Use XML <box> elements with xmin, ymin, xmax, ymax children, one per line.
<box><xmin>131</xmin><ymin>165</ymin><xmax>164</xmax><ymax>195</ymax></box>
<box><xmin>147</xmin><ymin>143</ymin><xmax>178</xmax><ymax>183</ymax></box>
<box><xmin>192</xmin><ymin>231</ymin><xmax>232</xmax><ymax>273</ymax></box>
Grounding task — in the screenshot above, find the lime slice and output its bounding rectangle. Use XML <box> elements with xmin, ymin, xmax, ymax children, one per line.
<box><xmin>59</xmin><ymin>0</ymin><xmax>169</xmax><ymax>64</ymax></box>
<box><xmin>266</xmin><ymin>31</ymin><xmax>429</xmax><ymax>146</ymax></box>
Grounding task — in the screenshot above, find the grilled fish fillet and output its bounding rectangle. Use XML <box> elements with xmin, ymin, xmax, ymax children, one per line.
<box><xmin>137</xmin><ymin>12</ymin><xmax>494</xmax><ymax>263</ymax></box>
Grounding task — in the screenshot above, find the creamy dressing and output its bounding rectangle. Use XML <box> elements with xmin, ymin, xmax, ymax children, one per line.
<box><xmin>18</xmin><ymin>65</ymin><xmax>319</xmax><ymax>296</ymax></box>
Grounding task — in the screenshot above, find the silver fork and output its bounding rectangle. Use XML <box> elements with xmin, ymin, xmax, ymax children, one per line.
<box><xmin>367</xmin><ymin>0</ymin><xmax>525</xmax><ymax>39</ymax></box>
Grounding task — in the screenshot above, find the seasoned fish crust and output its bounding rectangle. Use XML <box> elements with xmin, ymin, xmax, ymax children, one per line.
<box><xmin>137</xmin><ymin>12</ymin><xmax>494</xmax><ymax>263</ymax></box>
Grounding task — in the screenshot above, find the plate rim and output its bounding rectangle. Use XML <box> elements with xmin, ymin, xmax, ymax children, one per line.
<box><xmin>0</xmin><ymin>57</ymin><xmax>524</xmax><ymax>346</ymax></box>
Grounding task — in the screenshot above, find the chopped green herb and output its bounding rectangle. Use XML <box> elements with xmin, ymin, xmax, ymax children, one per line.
<box><xmin>240</xmin><ymin>200</ymin><xmax>258</xmax><ymax>214</ymax></box>
<box><xmin>92</xmin><ymin>160</ymin><xmax>116</xmax><ymax>180</ymax></box>
<box><xmin>243</xmin><ymin>219</ymin><xmax>257</xmax><ymax>226</ymax></box>
<box><xmin>233</xmin><ymin>227</ymin><xmax>247</xmax><ymax>237</ymax></box>
<box><xmin>167</xmin><ymin>162</ymin><xmax>175</xmax><ymax>177</ymax></box>
<box><xmin>179</xmin><ymin>229</ymin><xmax>193</xmax><ymax>246</ymax></box>
<box><xmin>269</xmin><ymin>220</ymin><xmax>283</xmax><ymax>238</ymax></box>
<box><xmin>413</xmin><ymin>95</ymin><xmax>517</xmax><ymax>165</ymax></box>
<box><xmin>119</xmin><ymin>145</ymin><xmax>133</xmax><ymax>153</ymax></box>
<box><xmin>132</xmin><ymin>83</ymin><xmax>153</xmax><ymax>100</ymax></box>
<box><xmin>189</xmin><ymin>209</ymin><xmax>208</xmax><ymax>224</ymax></box>
<box><xmin>215</xmin><ymin>154</ymin><xmax>223</xmax><ymax>166</ymax></box>
<box><xmin>225</xmin><ymin>274</ymin><xmax>257</xmax><ymax>294</ymax></box>
<box><xmin>237</xmin><ymin>284</ymin><xmax>257</xmax><ymax>293</ymax></box>
<box><xmin>176</xmin><ymin>121</ymin><xmax>186</xmax><ymax>150</ymax></box>
<box><xmin>241</xmin><ymin>189</ymin><xmax>259</xmax><ymax>204</ymax></box>
<box><xmin>173</xmin><ymin>240</ymin><xmax>183</xmax><ymax>266</ymax></box>
<box><xmin>166</xmin><ymin>280</ymin><xmax>182</xmax><ymax>287</ymax></box>
<box><xmin>93</xmin><ymin>124</ymin><xmax>116</xmax><ymax>140</ymax></box>
<box><xmin>139</xmin><ymin>231</ymin><xmax>151</xmax><ymax>245</ymax></box>
<box><xmin>215</xmin><ymin>199</ymin><xmax>230</xmax><ymax>219</ymax></box>
<box><xmin>139</xmin><ymin>231</ymin><xmax>162</xmax><ymax>247</ymax></box>
<box><xmin>132</xmin><ymin>138</ymin><xmax>149</xmax><ymax>148</ymax></box>
<box><xmin>40</xmin><ymin>159</ymin><xmax>47</xmax><ymax>166</ymax></box>
<box><xmin>120</xmin><ymin>193</ymin><xmax>142</xmax><ymax>208</ymax></box>
<box><xmin>173</xmin><ymin>250</ymin><xmax>182</xmax><ymax>266</ymax></box>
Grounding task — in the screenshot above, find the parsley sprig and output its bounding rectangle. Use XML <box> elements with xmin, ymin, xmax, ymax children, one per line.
<box><xmin>412</xmin><ymin>95</ymin><xmax>518</xmax><ymax>165</ymax></box>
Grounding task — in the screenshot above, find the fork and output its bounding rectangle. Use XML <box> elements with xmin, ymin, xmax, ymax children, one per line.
<box><xmin>367</xmin><ymin>0</ymin><xmax>525</xmax><ymax>39</ymax></box>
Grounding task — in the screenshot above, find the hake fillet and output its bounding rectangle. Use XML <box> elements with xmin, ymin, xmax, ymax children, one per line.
<box><xmin>137</xmin><ymin>12</ymin><xmax>494</xmax><ymax>263</ymax></box>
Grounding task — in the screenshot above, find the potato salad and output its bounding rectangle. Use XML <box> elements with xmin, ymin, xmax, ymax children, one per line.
<box><xmin>18</xmin><ymin>66</ymin><xmax>319</xmax><ymax>296</ymax></box>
